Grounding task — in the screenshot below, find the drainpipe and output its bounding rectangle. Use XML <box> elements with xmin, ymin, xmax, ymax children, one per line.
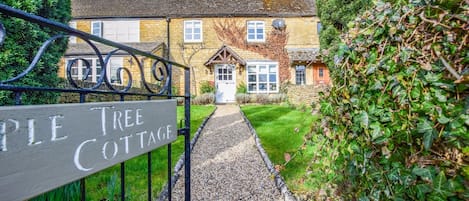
<box><xmin>166</xmin><ymin>17</ymin><xmax>171</xmax><ymax>96</ymax></box>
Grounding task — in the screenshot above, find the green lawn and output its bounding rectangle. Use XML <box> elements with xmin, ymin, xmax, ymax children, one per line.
<box><xmin>241</xmin><ymin>105</ymin><xmax>319</xmax><ymax>195</ymax></box>
<box><xmin>31</xmin><ymin>105</ymin><xmax>215</xmax><ymax>201</ymax></box>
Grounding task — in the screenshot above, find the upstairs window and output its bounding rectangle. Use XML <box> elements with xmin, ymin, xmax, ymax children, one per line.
<box><xmin>247</xmin><ymin>21</ymin><xmax>265</xmax><ymax>42</ymax></box>
<box><xmin>184</xmin><ymin>20</ymin><xmax>202</xmax><ymax>43</ymax></box>
<box><xmin>103</xmin><ymin>21</ymin><xmax>140</xmax><ymax>43</ymax></box>
<box><xmin>91</xmin><ymin>21</ymin><xmax>102</xmax><ymax>37</ymax></box>
<box><xmin>295</xmin><ymin>65</ymin><xmax>306</xmax><ymax>85</ymax></box>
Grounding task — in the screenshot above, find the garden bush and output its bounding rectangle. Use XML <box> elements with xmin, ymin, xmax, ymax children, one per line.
<box><xmin>191</xmin><ymin>93</ymin><xmax>214</xmax><ymax>105</ymax></box>
<box><xmin>199</xmin><ymin>80</ymin><xmax>215</xmax><ymax>94</ymax></box>
<box><xmin>235</xmin><ymin>93</ymin><xmax>251</xmax><ymax>104</ymax></box>
<box><xmin>311</xmin><ymin>1</ymin><xmax>468</xmax><ymax>200</ymax></box>
<box><xmin>0</xmin><ymin>0</ymin><xmax>71</xmax><ymax>105</ymax></box>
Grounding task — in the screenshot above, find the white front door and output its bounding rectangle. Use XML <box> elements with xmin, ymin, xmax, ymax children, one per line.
<box><xmin>215</xmin><ymin>64</ymin><xmax>236</xmax><ymax>103</ymax></box>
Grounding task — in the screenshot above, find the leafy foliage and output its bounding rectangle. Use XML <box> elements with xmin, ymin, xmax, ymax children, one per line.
<box><xmin>312</xmin><ymin>1</ymin><xmax>469</xmax><ymax>200</ymax></box>
<box><xmin>199</xmin><ymin>80</ymin><xmax>215</xmax><ymax>94</ymax></box>
<box><xmin>0</xmin><ymin>0</ymin><xmax>71</xmax><ymax>105</ymax></box>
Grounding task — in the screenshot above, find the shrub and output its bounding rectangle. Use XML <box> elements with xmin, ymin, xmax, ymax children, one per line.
<box><xmin>235</xmin><ymin>93</ymin><xmax>250</xmax><ymax>104</ymax></box>
<box><xmin>199</xmin><ymin>81</ymin><xmax>215</xmax><ymax>94</ymax></box>
<box><xmin>268</xmin><ymin>93</ymin><xmax>287</xmax><ymax>103</ymax></box>
<box><xmin>312</xmin><ymin>1</ymin><xmax>469</xmax><ymax>200</ymax></box>
<box><xmin>191</xmin><ymin>93</ymin><xmax>214</xmax><ymax>105</ymax></box>
<box><xmin>236</xmin><ymin>82</ymin><xmax>247</xmax><ymax>93</ymax></box>
<box><xmin>254</xmin><ymin>94</ymin><xmax>269</xmax><ymax>104</ymax></box>
<box><xmin>0</xmin><ymin>0</ymin><xmax>71</xmax><ymax>105</ymax></box>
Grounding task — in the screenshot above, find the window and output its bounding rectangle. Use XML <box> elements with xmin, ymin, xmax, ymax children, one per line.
<box><xmin>247</xmin><ymin>21</ymin><xmax>265</xmax><ymax>42</ymax></box>
<box><xmin>69</xmin><ymin>22</ymin><xmax>77</xmax><ymax>43</ymax></box>
<box><xmin>184</xmin><ymin>20</ymin><xmax>202</xmax><ymax>43</ymax></box>
<box><xmin>66</xmin><ymin>57</ymin><xmax>122</xmax><ymax>84</ymax></box>
<box><xmin>295</xmin><ymin>65</ymin><xmax>306</xmax><ymax>85</ymax></box>
<box><xmin>247</xmin><ymin>62</ymin><xmax>278</xmax><ymax>93</ymax></box>
<box><xmin>108</xmin><ymin>57</ymin><xmax>123</xmax><ymax>84</ymax></box>
<box><xmin>91</xmin><ymin>21</ymin><xmax>102</xmax><ymax>37</ymax></box>
<box><xmin>317</xmin><ymin>22</ymin><xmax>322</xmax><ymax>34</ymax></box>
<box><xmin>103</xmin><ymin>21</ymin><xmax>140</xmax><ymax>42</ymax></box>
<box><xmin>319</xmin><ymin>67</ymin><xmax>324</xmax><ymax>77</ymax></box>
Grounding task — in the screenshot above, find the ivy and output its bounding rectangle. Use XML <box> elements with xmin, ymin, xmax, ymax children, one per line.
<box><xmin>0</xmin><ymin>0</ymin><xmax>71</xmax><ymax>105</ymax></box>
<box><xmin>310</xmin><ymin>0</ymin><xmax>469</xmax><ymax>199</ymax></box>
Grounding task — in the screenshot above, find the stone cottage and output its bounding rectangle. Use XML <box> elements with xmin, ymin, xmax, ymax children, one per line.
<box><xmin>59</xmin><ymin>0</ymin><xmax>329</xmax><ymax>103</ymax></box>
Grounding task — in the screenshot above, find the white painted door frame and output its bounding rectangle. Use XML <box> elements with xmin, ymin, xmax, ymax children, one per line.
<box><xmin>215</xmin><ymin>64</ymin><xmax>236</xmax><ymax>103</ymax></box>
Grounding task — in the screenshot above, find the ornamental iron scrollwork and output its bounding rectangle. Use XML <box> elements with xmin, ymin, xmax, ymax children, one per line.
<box><xmin>0</xmin><ymin>4</ymin><xmax>187</xmax><ymax>95</ymax></box>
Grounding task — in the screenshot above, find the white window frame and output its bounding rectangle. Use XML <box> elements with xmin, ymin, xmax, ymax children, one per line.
<box><xmin>184</xmin><ymin>20</ymin><xmax>203</xmax><ymax>43</ymax></box>
<box><xmin>247</xmin><ymin>21</ymin><xmax>265</xmax><ymax>42</ymax></box>
<box><xmin>102</xmin><ymin>20</ymin><xmax>140</xmax><ymax>43</ymax></box>
<box><xmin>66</xmin><ymin>58</ymin><xmax>101</xmax><ymax>83</ymax></box>
<box><xmin>295</xmin><ymin>65</ymin><xmax>306</xmax><ymax>85</ymax></box>
<box><xmin>91</xmin><ymin>21</ymin><xmax>102</xmax><ymax>37</ymax></box>
<box><xmin>66</xmin><ymin>57</ymin><xmax>123</xmax><ymax>85</ymax></box>
<box><xmin>246</xmin><ymin>62</ymin><xmax>279</xmax><ymax>93</ymax></box>
<box><xmin>69</xmin><ymin>21</ymin><xmax>77</xmax><ymax>43</ymax></box>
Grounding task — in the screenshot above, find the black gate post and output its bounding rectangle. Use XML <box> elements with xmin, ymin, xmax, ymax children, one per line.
<box><xmin>184</xmin><ymin>67</ymin><xmax>191</xmax><ymax>200</ymax></box>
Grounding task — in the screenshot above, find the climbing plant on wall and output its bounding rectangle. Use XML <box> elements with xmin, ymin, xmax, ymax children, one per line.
<box><xmin>310</xmin><ymin>1</ymin><xmax>468</xmax><ymax>200</ymax></box>
<box><xmin>213</xmin><ymin>19</ymin><xmax>291</xmax><ymax>82</ymax></box>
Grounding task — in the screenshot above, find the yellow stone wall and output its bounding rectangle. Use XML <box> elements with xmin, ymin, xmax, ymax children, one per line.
<box><xmin>61</xmin><ymin>17</ymin><xmax>321</xmax><ymax>95</ymax></box>
<box><xmin>167</xmin><ymin>17</ymin><xmax>320</xmax><ymax>95</ymax></box>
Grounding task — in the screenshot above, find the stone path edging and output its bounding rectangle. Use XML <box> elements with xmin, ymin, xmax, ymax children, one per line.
<box><xmin>239</xmin><ymin>106</ymin><xmax>297</xmax><ymax>201</ymax></box>
<box><xmin>157</xmin><ymin>106</ymin><xmax>218</xmax><ymax>201</ymax></box>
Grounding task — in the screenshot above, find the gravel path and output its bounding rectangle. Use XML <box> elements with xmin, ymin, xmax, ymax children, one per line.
<box><xmin>170</xmin><ymin>105</ymin><xmax>282</xmax><ymax>201</ymax></box>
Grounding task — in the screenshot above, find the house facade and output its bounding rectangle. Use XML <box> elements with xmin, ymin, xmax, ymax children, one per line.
<box><xmin>60</xmin><ymin>0</ymin><xmax>330</xmax><ymax>103</ymax></box>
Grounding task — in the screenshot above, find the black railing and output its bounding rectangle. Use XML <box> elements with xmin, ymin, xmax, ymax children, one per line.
<box><xmin>0</xmin><ymin>4</ymin><xmax>191</xmax><ymax>201</ymax></box>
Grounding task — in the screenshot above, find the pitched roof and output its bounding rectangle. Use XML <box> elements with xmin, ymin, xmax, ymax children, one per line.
<box><xmin>205</xmin><ymin>45</ymin><xmax>246</xmax><ymax>66</ymax></box>
<box><xmin>287</xmin><ymin>48</ymin><xmax>321</xmax><ymax>62</ymax></box>
<box><xmin>71</xmin><ymin>0</ymin><xmax>316</xmax><ymax>19</ymax></box>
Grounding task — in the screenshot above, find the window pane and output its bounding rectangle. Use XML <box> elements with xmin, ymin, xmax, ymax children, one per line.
<box><xmin>248</xmin><ymin>29</ymin><xmax>255</xmax><ymax>34</ymax></box>
<box><xmin>259</xmin><ymin>66</ymin><xmax>267</xmax><ymax>73</ymax></box>
<box><xmin>194</xmin><ymin>28</ymin><xmax>201</xmax><ymax>34</ymax></box>
<box><xmin>269</xmin><ymin>74</ymin><xmax>276</xmax><ymax>82</ymax></box>
<box><xmin>194</xmin><ymin>34</ymin><xmax>201</xmax><ymax>40</ymax></box>
<box><xmin>248</xmin><ymin>83</ymin><xmax>257</xmax><ymax>91</ymax></box>
<box><xmin>257</xmin><ymin>34</ymin><xmax>263</xmax><ymax>39</ymax></box>
<box><xmin>319</xmin><ymin>68</ymin><xmax>324</xmax><ymax>77</ymax></box>
<box><xmin>259</xmin><ymin>74</ymin><xmax>267</xmax><ymax>82</ymax></box>
<box><xmin>248</xmin><ymin>75</ymin><xmax>256</xmax><ymax>82</ymax></box>
<box><xmin>269</xmin><ymin>84</ymin><xmax>277</xmax><ymax>91</ymax></box>
<box><xmin>248</xmin><ymin>66</ymin><xmax>256</xmax><ymax>73</ymax></box>
<box><xmin>223</xmin><ymin>75</ymin><xmax>227</xmax><ymax>80</ymax></box>
<box><xmin>218</xmin><ymin>75</ymin><xmax>222</xmax><ymax>80</ymax></box>
<box><xmin>228</xmin><ymin>75</ymin><xmax>232</xmax><ymax>80</ymax></box>
<box><xmin>259</xmin><ymin>83</ymin><xmax>267</xmax><ymax>91</ymax></box>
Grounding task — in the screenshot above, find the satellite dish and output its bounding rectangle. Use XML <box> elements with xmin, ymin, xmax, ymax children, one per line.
<box><xmin>272</xmin><ymin>19</ymin><xmax>286</xmax><ymax>30</ymax></box>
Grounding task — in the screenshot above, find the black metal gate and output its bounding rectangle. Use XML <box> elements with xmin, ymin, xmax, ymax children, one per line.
<box><xmin>0</xmin><ymin>4</ymin><xmax>191</xmax><ymax>201</ymax></box>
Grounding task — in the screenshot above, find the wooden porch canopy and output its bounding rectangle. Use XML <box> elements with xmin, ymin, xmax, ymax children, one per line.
<box><xmin>204</xmin><ymin>45</ymin><xmax>246</xmax><ymax>66</ymax></box>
